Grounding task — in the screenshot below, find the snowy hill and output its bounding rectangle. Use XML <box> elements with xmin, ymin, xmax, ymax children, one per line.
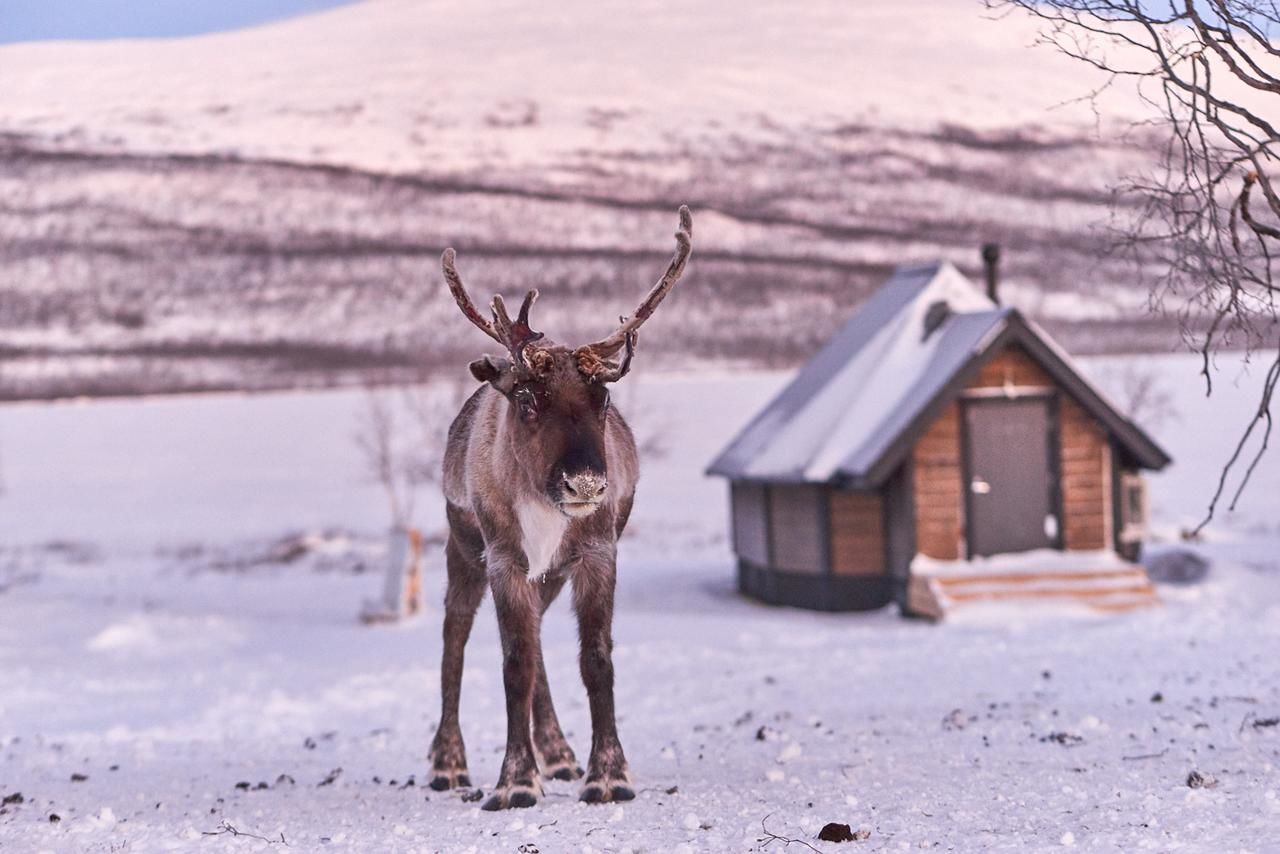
<box><xmin>0</xmin><ymin>0</ymin><xmax>1153</xmax><ymax>165</ymax></box>
<box><xmin>0</xmin><ymin>0</ymin><xmax>1174</xmax><ymax>398</ymax></box>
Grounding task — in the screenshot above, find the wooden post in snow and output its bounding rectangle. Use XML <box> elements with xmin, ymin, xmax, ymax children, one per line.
<box><xmin>360</xmin><ymin>526</ymin><xmax>424</xmax><ymax>623</ymax></box>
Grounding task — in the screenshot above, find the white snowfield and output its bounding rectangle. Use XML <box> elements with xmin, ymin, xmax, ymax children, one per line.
<box><xmin>0</xmin><ymin>354</ymin><xmax>1278</xmax><ymax>852</ymax></box>
<box><xmin>0</xmin><ymin>0</ymin><xmax>1157</xmax><ymax>175</ymax></box>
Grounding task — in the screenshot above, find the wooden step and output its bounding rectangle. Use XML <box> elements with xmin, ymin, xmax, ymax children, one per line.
<box><xmin>1087</xmin><ymin>596</ymin><xmax>1162</xmax><ymax>613</ymax></box>
<box><xmin>943</xmin><ymin>583</ymin><xmax>1156</xmax><ymax>603</ymax></box>
<box><xmin>907</xmin><ymin>562</ymin><xmax>1160</xmax><ymax>620</ymax></box>
<box><xmin>935</xmin><ymin>568</ymin><xmax>1150</xmax><ymax>588</ymax></box>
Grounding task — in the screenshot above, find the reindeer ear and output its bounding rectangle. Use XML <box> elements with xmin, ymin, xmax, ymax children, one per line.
<box><xmin>469</xmin><ymin>355</ymin><xmax>517</xmax><ymax>393</ymax></box>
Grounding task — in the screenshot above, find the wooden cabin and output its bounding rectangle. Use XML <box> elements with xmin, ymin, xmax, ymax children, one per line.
<box><xmin>707</xmin><ymin>262</ymin><xmax>1171</xmax><ymax>618</ymax></box>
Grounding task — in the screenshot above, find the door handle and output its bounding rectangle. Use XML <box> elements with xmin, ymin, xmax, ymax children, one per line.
<box><xmin>970</xmin><ymin>478</ymin><xmax>991</xmax><ymax>495</ymax></box>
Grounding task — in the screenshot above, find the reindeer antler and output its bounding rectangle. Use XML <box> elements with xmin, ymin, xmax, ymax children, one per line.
<box><xmin>583</xmin><ymin>205</ymin><xmax>693</xmax><ymax>358</ymax></box>
<box><xmin>584</xmin><ymin>321</ymin><xmax>636</xmax><ymax>383</ymax></box>
<box><xmin>441</xmin><ymin>248</ymin><xmax>544</xmax><ymax>371</ymax></box>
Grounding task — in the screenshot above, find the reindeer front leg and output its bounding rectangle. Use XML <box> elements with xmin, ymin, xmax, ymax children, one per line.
<box><xmin>429</xmin><ymin>521</ymin><xmax>487</xmax><ymax>791</ymax></box>
<box><xmin>483</xmin><ymin>562</ymin><xmax>545</xmax><ymax>811</ymax></box>
<box><xmin>572</xmin><ymin>552</ymin><xmax>634</xmax><ymax>804</ymax></box>
<box><xmin>532</xmin><ymin>574</ymin><xmax>584</xmax><ymax>781</ymax></box>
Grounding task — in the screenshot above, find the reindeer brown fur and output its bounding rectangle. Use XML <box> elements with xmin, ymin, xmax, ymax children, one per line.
<box><xmin>427</xmin><ymin>207</ymin><xmax>692</xmax><ymax>810</ymax></box>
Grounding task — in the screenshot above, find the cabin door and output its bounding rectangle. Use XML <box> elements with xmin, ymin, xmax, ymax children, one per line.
<box><xmin>963</xmin><ymin>397</ymin><xmax>1059</xmax><ymax>558</ymax></box>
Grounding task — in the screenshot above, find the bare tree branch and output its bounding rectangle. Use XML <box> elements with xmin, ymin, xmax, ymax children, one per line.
<box><xmin>353</xmin><ymin>377</ymin><xmax>468</xmax><ymax>531</ymax></box>
<box><xmin>991</xmin><ymin>0</ymin><xmax>1280</xmax><ymax>528</ymax></box>
<box><xmin>757</xmin><ymin>814</ymin><xmax>823</xmax><ymax>854</ymax></box>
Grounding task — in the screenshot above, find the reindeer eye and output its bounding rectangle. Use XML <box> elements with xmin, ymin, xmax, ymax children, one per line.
<box><xmin>514</xmin><ymin>388</ymin><xmax>538</xmax><ymax>422</ymax></box>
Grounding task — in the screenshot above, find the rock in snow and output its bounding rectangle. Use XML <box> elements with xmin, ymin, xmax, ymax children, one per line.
<box><xmin>1144</xmin><ymin>548</ymin><xmax>1211</xmax><ymax>585</ymax></box>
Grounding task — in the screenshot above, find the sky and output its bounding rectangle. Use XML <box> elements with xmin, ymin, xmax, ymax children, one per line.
<box><xmin>0</xmin><ymin>0</ymin><xmax>358</xmax><ymax>44</ymax></box>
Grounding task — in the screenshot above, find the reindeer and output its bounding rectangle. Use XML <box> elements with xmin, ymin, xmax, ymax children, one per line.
<box><xmin>426</xmin><ymin>206</ymin><xmax>693</xmax><ymax>811</ymax></box>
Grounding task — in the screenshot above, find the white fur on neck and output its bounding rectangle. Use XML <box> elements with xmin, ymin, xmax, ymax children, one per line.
<box><xmin>516</xmin><ymin>498</ymin><xmax>568</xmax><ymax>581</ymax></box>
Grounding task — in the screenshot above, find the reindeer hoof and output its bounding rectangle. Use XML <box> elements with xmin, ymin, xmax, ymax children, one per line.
<box><xmin>480</xmin><ymin>783</ymin><xmax>540</xmax><ymax>811</ymax></box>
<box><xmin>510</xmin><ymin>789</ymin><xmax>538</xmax><ymax>808</ymax></box>
<box><xmin>544</xmin><ymin>762</ymin><xmax>584</xmax><ymax>782</ymax></box>
<box><xmin>428</xmin><ymin>770</ymin><xmax>471</xmax><ymax>791</ymax></box>
<box><xmin>579</xmin><ymin>781</ymin><xmax>635</xmax><ymax>804</ymax></box>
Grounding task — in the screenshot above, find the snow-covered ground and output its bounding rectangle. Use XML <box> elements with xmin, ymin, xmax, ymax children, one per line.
<box><xmin>1</xmin><ymin>353</ymin><xmax>1278</xmax><ymax>852</ymax></box>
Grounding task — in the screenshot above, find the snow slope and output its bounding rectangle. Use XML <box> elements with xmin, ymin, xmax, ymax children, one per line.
<box><xmin>0</xmin><ymin>0</ymin><xmax>1152</xmax><ymax>174</ymax></box>
<box><xmin>0</xmin><ymin>0</ymin><xmax>1186</xmax><ymax>399</ymax></box>
<box><xmin>0</xmin><ymin>357</ymin><xmax>1277</xmax><ymax>852</ymax></box>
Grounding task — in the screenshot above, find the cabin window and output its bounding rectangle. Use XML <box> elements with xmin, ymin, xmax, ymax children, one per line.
<box><xmin>1118</xmin><ymin>472</ymin><xmax>1147</xmax><ymax>544</ymax></box>
<box><xmin>730</xmin><ymin>482</ymin><xmax>770</xmax><ymax>565</ymax></box>
<box><xmin>767</xmin><ymin>485</ymin><xmax>825</xmax><ymax>574</ymax></box>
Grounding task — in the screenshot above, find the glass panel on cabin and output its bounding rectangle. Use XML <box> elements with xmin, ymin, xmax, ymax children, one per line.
<box><xmin>1119</xmin><ymin>472</ymin><xmax>1148</xmax><ymax>542</ymax></box>
<box><xmin>730</xmin><ymin>482</ymin><xmax>769</xmax><ymax>565</ymax></box>
<box><xmin>767</xmin><ymin>485</ymin><xmax>825</xmax><ymax>573</ymax></box>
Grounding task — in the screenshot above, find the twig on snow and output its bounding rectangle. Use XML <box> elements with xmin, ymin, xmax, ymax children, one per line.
<box><xmin>201</xmin><ymin>820</ymin><xmax>289</xmax><ymax>845</ymax></box>
<box><xmin>1235</xmin><ymin>711</ymin><xmax>1277</xmax><ymax>734</ymax></box>
<box><xmin>1122</xmin><ymin>749</ymin><xmax>1169</xmax><ymax>761</ymax></box>
<box><xmin>758</xmin><ymin>813</ymin><xmax>823</xmax><ymax>854</ymax></box>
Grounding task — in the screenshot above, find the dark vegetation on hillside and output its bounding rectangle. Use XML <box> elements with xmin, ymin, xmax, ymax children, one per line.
<box><xmin>0</xmin><ymin>125</ymin><xmax>1189</xmax><ymax>400</ymax></box>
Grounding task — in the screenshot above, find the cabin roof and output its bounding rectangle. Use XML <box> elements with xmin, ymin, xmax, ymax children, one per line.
<box><xmin>707</xmin><ymin>262</ymin><xmax>1171</xmax><ymax>487</ymax></box>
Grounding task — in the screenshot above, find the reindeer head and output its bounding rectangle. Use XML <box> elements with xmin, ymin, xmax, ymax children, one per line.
<box><xmin>441</xmin><ymin>206</ymin><xmax>692</xmax><ymax>517</ymax></box>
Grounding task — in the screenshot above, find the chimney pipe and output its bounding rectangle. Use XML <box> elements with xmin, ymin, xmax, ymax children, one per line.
<box><xmin>981</xmin><ymin>243</ymin><xmax>1001</xmax><ymax>305</ymax></box>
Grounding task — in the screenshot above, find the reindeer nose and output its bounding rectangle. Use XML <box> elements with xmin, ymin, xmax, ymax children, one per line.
<box><xmin>563</xmin><ymin>472</ymin><xmax>607</xmax><ymax>502</ymax></box>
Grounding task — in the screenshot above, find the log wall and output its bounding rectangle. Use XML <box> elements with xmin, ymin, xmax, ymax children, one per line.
<box><xmin>970</xmin><ymin>346</ymin><xmax>1053</xmax><ymax>389</ymax></box>
<box><xmin>1060</xmin><ymin>398</ymin><xmax>1112</xmax><ymax>550</ymax></box>
<box><xmin>829</xmin><ymin>491</ymin><xmax>884</xmax><ymax>575</ymax></box>
<box><xmin>912</xmin><ymin>403</ymin><xmax>965</xmax><ymax>560</ymax></box>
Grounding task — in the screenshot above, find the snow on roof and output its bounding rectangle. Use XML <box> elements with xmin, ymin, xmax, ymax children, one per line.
<box><xmin>709</xmin><ymin>262</ymin><xmax>1172</xmax><ymax>485</ymax></box>
<box><xmin>708</xmin><ymin>262</ymin><xmax>1004</xmax><ymax>484</ymax></box>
